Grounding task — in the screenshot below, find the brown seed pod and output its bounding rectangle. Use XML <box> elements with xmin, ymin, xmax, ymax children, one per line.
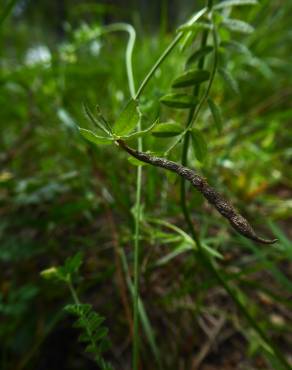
<box><xmin>117</xmin><ymin>139</ymin><xmax>277</xmax><ymax>245</ymax></box>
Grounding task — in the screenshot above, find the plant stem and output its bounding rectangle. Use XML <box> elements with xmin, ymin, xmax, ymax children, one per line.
<box><xmin>178</xmin><ymin>3</ymin><xmax>291</xmax><ymax>368</ymax></box>
<box><xmin>165</xmin><ymin>18</ymin><xmax>218</xmax><ymax>155</ymax></box>
<box><xmin>68</xmin><ymin>280</ymin><xmax>81</xmax><ymax>305</ymax></box>
<box><xmin>92</xmin><ymin>23</ymin><xmax>142</xmax><ymax>369</ymax></box>
<box><xmin>135</xmin><ymin>33</ymin><xmax>181</xmax><ymax>99</ymax></box>
<box><xmin>111</xmin><ymin>23</ymin><xmax>141</xmax><ymax>370</ymax></box>
<box><xmin>100</xmin><ymin>23</ymin><xmax>136</xmax><ymax>97</ymax></box>
<box><xmin>135</xmin><ymin>7</ymin><xmax>208</xmax><ymax>99</ymax></box>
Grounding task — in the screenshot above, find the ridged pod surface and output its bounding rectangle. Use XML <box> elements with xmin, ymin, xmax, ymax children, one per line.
<box><xmin>117</xmin><ymin>139</ymin><xmax>277</xmax><ymax>245</ymax></box>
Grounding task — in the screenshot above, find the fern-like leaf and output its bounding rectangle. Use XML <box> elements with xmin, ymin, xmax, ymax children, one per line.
<box><xmin>65</xmin><ymin>303</ymin><xmax>113</xmax><ymax>370</ymax></box>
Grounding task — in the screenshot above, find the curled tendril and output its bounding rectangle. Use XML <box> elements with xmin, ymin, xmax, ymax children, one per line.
<box><xmin>117</xmin><ymin>139</ymin><xmax>277</xmax><ymax>245</ymax></box>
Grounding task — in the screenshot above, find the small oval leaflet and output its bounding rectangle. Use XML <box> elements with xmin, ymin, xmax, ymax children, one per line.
<box><xmin>220</xmin><ymin>40</ymin><xmax>252</xmax><ymax>56</ymax></box>
<box><xmin>207</xmin><ymin>98</ymin><xmax>223</xmax><ymax>134</ymax></box>
<box><xmin>113</xmin><ymin>98</ymin><xmax>140</xmax><ymax>136</ymax></box>
<box><xmin>221</xmin><ymin>18</ymin><xmax>255</xmax><ymax>34</ymax></box>
<box><xmin>79</xmin><ymin>127</ymin><xmax>113</xmax><ymax>145</ymax></box>
<box><xmin>160</xmin><ymin>93</ymin><xmax>199</xmax><ymax>109</ymax></box>
<box><xmin>152</xmin><ymin>122</ymin><xmax>183</xmax><ymax>138</ymax></box>
<box><xmin>191</xmin><ymin>128</ymin><xmax>207</xmax><ymax>162</ymax></box>
<box><xmin>172</xmin><ymin>69</ymin><xmax>210</xmax><ymax>88</ymax></box>
<box><xmin>83</xmin><ymin>102</ymin><xmax>110</xmax><ymax>135</ymax></box>
<box><xmin>218</xmin><ymin>67</ymin><xmax>239</xmax><ymax>94</ymax></box>
<box><xmin>187</xmin><ymin>46</ymin><xmax>213</xmax><ymax>65</ymax></box>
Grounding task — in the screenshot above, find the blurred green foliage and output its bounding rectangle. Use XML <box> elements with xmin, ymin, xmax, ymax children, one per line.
<box><xmin>0</xmin><ymin>0</ymin><xmax>291</xmax><ymax>369</ymax></box>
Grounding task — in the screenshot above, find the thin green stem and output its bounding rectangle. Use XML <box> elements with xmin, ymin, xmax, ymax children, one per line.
<box><xmin>135</xmin><ymin>7</ymin><xmax>208</xmax><ymax>99</ymax></box>
<box><xmin>106</xmin><ymin>23</ymin><xmax>141</xmax><ymax>370</ymax></box>
<box><xmin>99</xmin><ymin>23</ymin><xmax>136</xmax><ymax>97</ymax></box>
<box><xmin>97</xmin><ymin>23</ymin><xmax>142</xmax><ymax>369</ymax></box>
<box><xmin>121</xmin><ymin>25</ymin><xmax>142</xmax><ymax>370</ymax></box>
<box><xmin>180</xmin><ymin>16</ymin><xmax>211</xmax><ymax>242</ymax></box>
<box><xmin>68</xmin><ymin>280</ymin><xmax>81</xmax><ymax>305</ymax></box>
<box><xmin>135</xmin><ymin>33</ymin><xmax>181</xmax><ymax>99</ymax></box>
<box><xmin>165</xmin><ymin>20</ymin><xmax>218</xmax><ymax>155</ymax></box>
<box><xmin>189</xmin><ymin>22</ymin><xmax>218</xmax><ymax>129</ymax></box>
<box><xmin>119</xmin><ymin>248</ymin><xmax>162</xmax><ymax>368</ymax></box>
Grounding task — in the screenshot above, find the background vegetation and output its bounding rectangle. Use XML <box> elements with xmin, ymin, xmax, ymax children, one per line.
<box><xmin>0</xmin><ymin>0</ymin><xmax>291</xmax><ymax>369</ymax></box>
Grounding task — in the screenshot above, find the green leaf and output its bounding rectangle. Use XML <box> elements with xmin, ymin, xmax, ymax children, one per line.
<box><xmin>207</xmin><ymin>98</ymin><xmax>223</xmax><ymax>134</ymax></box>
<box><xmin>41</xmin><ymin>253</ymin><xmax>84</xmax><ymax>283</ymax></box>
<box><xmin>57</xmin><ymin>252</ymin><xmax>84</xmax><ymax>281</ymax></box>
<box><xmin>64</xmin><ymin>303</ymin><xmax>113</xmax><ymax>369</ymax></box>
<box><xmin>160</xmin><ymin>93</ymin><xmax>199</xmax><ymax>109</ymax></box>
<box><xmin>202</xmin><ymin>243</ymin><xmax>224</xmax><ymax>259</ymax></box>
<box><xmin>63</xmin><ymin>252</ymin><xmax>83</xmax><ymax>276</ymax></box>
<box><xmin>218</xmin><ymin>67</ymin><xmax>239</xmax><ymax>94</ymax></box>
<box><xmin>246</xmin><ymin>56</ymin><xmax>273</xmax><ymax>79</ymax></box>
<box><xmin>137</xmin><ymin>297</ymin><xmax>161</xmax><ymax>365</ymax></box>
<box><xmin>113</xmin><ymin>98</ymin><xmax>140</xmax><ymax>136</ymax></box>
<box><xmin>187</xmin><ymin>46</ymin><xmax>213</xmax><ymax>65</ymax></box>
<box><xmin>79</xmin><ymin>127</ymin><xmax>113</xmax><ymax>145</ymax></box>
<box><xmin>155</xmin><ymin>243</ymin><xmax>191</xmax><ymax>267</ymax></box>
<box><xmin>221</xmin><ymin>40</ymin><xmax>252</xmax><ymax>57</ymax></box>
<box><xmin>172</xmin><ymin>69</ymin><xmax>210</xmax><ymax>88</ymax></box>
<box><xmin>83</xmin><ymin>102</ymin><xmax>109</xmax><ymax>134</ymax></box>
<box><xmin>96</xmin><ymin>105</ymin><xmax>113</xmax><ymax>134</ymax></box>
<box><xmin>268</xmin><ymin>220</ymin><xmax>292</xmax><ymax>257</ymax></box>
<box><xmin>152</xmin><ymin>122</ymin><xmax>183</xmax><ymax>137</ymax></box>
<box><xmin>214</xmin><ymin>0</ymin><xmax>258</xmax><ymax>9</ymax></box>
<box><xmin>124</xmin><ymin>119</ymin><xmax>159</xmax><ymax>140</ymax></box>
<box><xmin>191</xmin><ymin>128</ymin><xmax>207</xmax><ymax>162</ymax></box>
<box><xmin>221</xmin><ymin>18</ymin><xmax>255</xmax><ymax>34</ymax></box>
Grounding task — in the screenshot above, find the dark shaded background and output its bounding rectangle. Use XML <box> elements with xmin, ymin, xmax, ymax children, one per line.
<box><xmin>1</xmin><ymin>1</ymin><xmax>292</xmax><ymax>369</ymax></box>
